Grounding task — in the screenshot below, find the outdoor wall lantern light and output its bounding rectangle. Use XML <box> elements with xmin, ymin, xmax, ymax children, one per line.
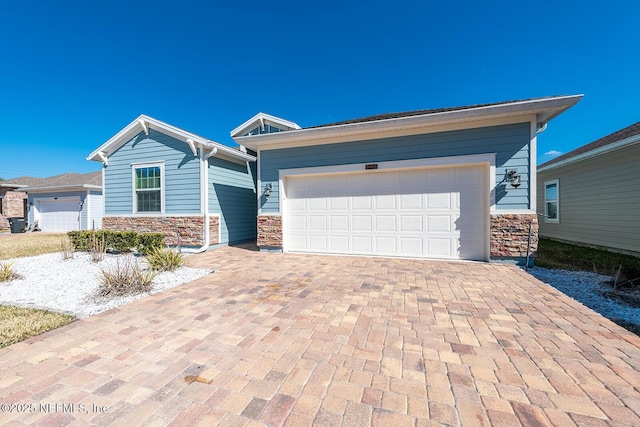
<box><xmin>264</xmin><ymin>183</ymin><xmax>272</xmax><ymax>198</ymax></box>
<box><xmin>508</xmin><ymin>170</ymin><xmax>521</xmax><ymax>188</ymax></box>
<box><xmin>79</xmin><ymin>200</ymin><xmax>85</xmax><ymax>210</ymax></box>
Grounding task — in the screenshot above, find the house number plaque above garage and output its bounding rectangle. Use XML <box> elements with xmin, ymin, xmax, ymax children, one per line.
<box><xmin>365</xmin><ymin>164</ymin><xmax>378</xmax><ymax>170</ymax></box>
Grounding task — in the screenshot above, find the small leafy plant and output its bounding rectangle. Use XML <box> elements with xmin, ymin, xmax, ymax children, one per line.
<box><xmin>61</xmin><ymin>237</ymin><xmax>75</xmax><ymax>260</ymax></box>
<box><xmin>146</xmin><ymin>247</ymin><xmax>184</xmax><ymax>272</ymax></box>
<box><xmin>96</xmin><ymin>257</ymin><xmax>156</xmax><ymax>298</ymax></box>
<box><xmin>0</xmin><ymin>261</ymin><xmax>21</xmax><ymax>282</ymax></box>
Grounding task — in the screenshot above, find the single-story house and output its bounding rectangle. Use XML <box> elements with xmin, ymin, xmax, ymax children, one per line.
<box><xmin>1</xmin><ymin>172</ymin><xmax>103</xmax><ymax>232</ymax></box>
<box><xmin>537</xmin><ymin>121</ymin><xmax>640</xmax><ymax>256</ymax></box>
<box><xmin>0</xmin><ymin>180</ymin><xmax>28</xmax><ymax>232</ymax></box>
<box><xmin>233</xmin><ymin>95</ymin><xmax>582</xmax><ymax>261</ymax></box>
<box><xmin>87</xmin><ymin>115</ymin><xmax>257</xmax><ymax>248</ymax></box>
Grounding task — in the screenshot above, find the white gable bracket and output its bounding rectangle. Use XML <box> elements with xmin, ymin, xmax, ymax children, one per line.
<box><xmin>138</xmin><ymin>119</ymin><xmax>149</xmax><ymax>135</ymax></box>
<box><xmin>96</xmin><ymin>151</ymin><xmax>109</xmax><ymax>166</ymax></box>
<box><xmin>186</xmin><ymin>138</ymin><xmax>198</xmax><ymax>156</ymax></box>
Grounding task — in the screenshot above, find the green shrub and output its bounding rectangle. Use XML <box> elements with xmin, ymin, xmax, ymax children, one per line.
<box><xmin>108</xmin><ymin>231</ymin><xmax>138</xmax><ymax>253</ymax></box>
<box><xmin>67</xmin><ymin>231</ymin><xmax>92</xmax><ymax>251</ymax></box>
<box><xmin>96</xmin><ymin>257</ymin><xmax>156</xmax><ymax>298</ymax></box>
<box><xmin>66</xmin><ymin>231</ymin><xmax>165</xmax><ymax>255</ymax></box>
<box><xmin>147</xmin><ymin>247</ymin><xmax>184</xmax><ymax>272</ymax></box>
<box><xmin>0</xmin><ymin>261</ymin><xmax>21</xmax><ymax>282</ymax></box>
<box><xmin>136</xmin><ymin>233</ymin><xmax>165</xmax><ymax>255</ymax></box>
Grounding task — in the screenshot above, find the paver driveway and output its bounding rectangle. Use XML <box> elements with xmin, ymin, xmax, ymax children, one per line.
<box><xmin>1</xmin><ymin>245</ymin><xmax>640</xmax><ymax>426</ymax></box>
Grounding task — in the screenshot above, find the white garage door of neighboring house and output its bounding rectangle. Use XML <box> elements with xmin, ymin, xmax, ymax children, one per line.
<box><xmin>37</xmin><ymin>198</ymin><xmax>80</xmax><ymax>232</ymax></box>
<box><xmin>284</xmin><ymin>165</ymin><xmax>488</xmax><ymax>260</ymax></box>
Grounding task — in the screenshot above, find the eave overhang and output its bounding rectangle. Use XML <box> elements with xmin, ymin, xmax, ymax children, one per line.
<box><xmin>538</xmin><ymin>132</ymin><xmax>640</xmax><ymax>173</ymax></box>
<box><xmin>88</xmin><ymin>115</ymin><xmax>256</xmax><ymax>165</ymax></box>
<box><xmin>17</xmin><ymin>184</ymin><xmax>103</xmax><ymax>193</ymax></box>
<box><xmin>236</xmin><ymin>95</ymin><xmax>583</xmax><ymax>151</ymax></box>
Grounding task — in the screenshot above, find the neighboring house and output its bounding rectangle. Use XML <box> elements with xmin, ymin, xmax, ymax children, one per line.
<box><xmin>232</xmin><ymin>95</ymin><xmax>582</xmax><ymax>261</ymax></box>
<box><xmin>537</xmin><ymin>121</ymin><xmax>640</xmax><ymax>256</ymax></box>
<box><xmin>87</xmin><ymin>115</ymin><xmax>257</xmax><ymax>248</ymax></box>
<box><xmin>22</xmin><ymin>172</ymin><xmax>103</xmax><ymax>232</ymax></box>
<box><xmin>0</xmin><ymin>180</ymin><xmax>28</xmax><ymax>232</ymax></box>
<box><xmin>1</xmin><ymin>172</ymin><xmax>103</xmax><ymax>232</ymax></box>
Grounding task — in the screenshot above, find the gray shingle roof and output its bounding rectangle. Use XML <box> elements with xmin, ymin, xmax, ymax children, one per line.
<box><xmin>1</xmin><ymin>171</ymin><xmax>102</xmax><ymax>189</ymax></box>
<box><xmin>539</xmin><ymin>121</ymin><xmax>640</xmax><ymax>168</ymax></box>
<box><xmin>306</xmin><ymin>96</ymin><xmax>568</xmax><ymax>129</ymax></box>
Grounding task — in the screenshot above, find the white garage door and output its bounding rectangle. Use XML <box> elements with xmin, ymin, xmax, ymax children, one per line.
<box><xmin>38</xmin><ymin>199</ymin><xmax>80</xmax><ymax>232</ymax></box>
<box><xmin>284</xmin><ymin>165</ymin><xmax>487</xmax><ymax>260</ymax></box>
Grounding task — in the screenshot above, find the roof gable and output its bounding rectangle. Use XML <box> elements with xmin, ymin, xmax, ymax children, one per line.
<box><xmin>539</xmin><ymin>121</ymin><xmax>640</xmax><ymax>170</ymax></box>
<box><xmin>230</xmin><ymin>112</ymin><xmax>301</xmax><ymax>138</ymax></box>
<box><xmin>88</xmin><ymin>115</ymin><xmax>255</xmax><ymax>165</ymax></box>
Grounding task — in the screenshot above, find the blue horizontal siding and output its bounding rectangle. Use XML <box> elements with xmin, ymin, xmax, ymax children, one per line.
<box><xmin>208</xmin><ymin>157</ymin><xmax>257</xmax><ymax>244</ymax></box>
<box><xmin>260</xmin><ymin>123</ymin><xmax>531</xmax><ymax>212</ymax></box>
<box><xmin>105</xmin><ymin>129</ymin><xmax>201</xmax><ymax>214</ymax></box>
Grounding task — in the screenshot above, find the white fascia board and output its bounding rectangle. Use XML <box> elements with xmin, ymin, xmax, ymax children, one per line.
<box><xmin>18</xmin><ymin>184</ymin><xmax>103</xmax><ymax>193</ymax></box>
<box><xmin>230</xmin><ymin>112</ymin><xmax>301</xmax><ymax>137</ymax></box>
<box><xmin>87</xmin><ymin>114</ymin><xmax>255</xmax><ymax>164</ymax></box>
<box><xmin>237</xmin><ymin>95</ymin><xmax>583</xmax><ymax>151</ymax></box>
<box><xmin>538</xmin><ymin>133</ymin><xmax>640</xmax><ymax>173</ymax></box>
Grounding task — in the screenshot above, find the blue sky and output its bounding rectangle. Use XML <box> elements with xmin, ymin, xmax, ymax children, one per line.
<box><xmin>1</xmin><ymin>1</ymin><xmax>638</xmax><ymax>178</ymax></box>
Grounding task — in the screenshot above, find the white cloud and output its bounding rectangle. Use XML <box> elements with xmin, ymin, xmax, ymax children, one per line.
<box><xmin>544</xmin><ymin>150</ymin><xmax>563</xmax><ymax>156</ymax></box>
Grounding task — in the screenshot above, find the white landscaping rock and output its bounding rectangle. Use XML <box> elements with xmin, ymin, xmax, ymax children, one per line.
<box><xmin>0</xmin><ymin>252</ymin><xmax>210</xmax><ymax>318</ymax></box>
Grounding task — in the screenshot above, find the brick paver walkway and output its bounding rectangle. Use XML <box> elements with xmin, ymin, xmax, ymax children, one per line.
<box><xmin>1</xmin><ymin>245</ymin><xmax>640</xmax><ymax>426</ymax></box>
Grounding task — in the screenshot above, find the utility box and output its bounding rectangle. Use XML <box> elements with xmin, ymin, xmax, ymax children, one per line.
<box><xmin>9</xmin><ymin>217</ymin><xmax>25</xmax><ymax>233</ymax></box>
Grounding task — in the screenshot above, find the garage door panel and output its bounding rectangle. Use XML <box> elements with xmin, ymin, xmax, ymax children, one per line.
<box><xmin>375</xmin><ymin>194</ymin><xmax>396</xmax><ymax>210</ymax></box>
<box><xmin>309</xmin><ymin>235</ymin><xmax>328</xmax><ymax>251</ymax></box>
<box><xmin>427</xmin><ymin>193</ymin><xmax>453</xmax><ymax>209</ymax></box>
<box><xmin>351</xmin><ymin>215</ymin><xmax>372</xmax><ymax>232</ymax></box>
<box><xmin>330</xmin><ymin>197</ymin><xmax>348</xmax><ymax>210</ymax></box>
<box><xmin>375</xmin><ymin>216</ymin><xmax>396</xmax><ymax>232</ymax></box>
<box><xmin>374</xmin><ymin>237</ymin><xmax>396</xmax><ymax>254</ymax></box>
<box><xmin>427</xmin><ymin>215</ymin><xmax>452</xmax><ymax>233</ymax></box>
<box><xmin>309</xmin><ymin>216</ymin><xmax>327</xmax><ymax>231</ymax></box>
<box><xmin>427</xmin><ymin>238</ymin><xmax>454</xmax><ymax>257</ymax></box>
<box><xmin>329</xmin><ymin>235</ymin><xmax>349</xmax><ymax>252</ymax></box>
<box><xmin>352</xmin><ymin>236</ymin><xmax>373</xmax><ymax>252</ymax></box>
<box><xmin>399</xmin><ymin>237</ymin><xmax>422</xmax><ymax>256</ymax></box>
<box><xmin>289</xmin><ymin>215</ymin><xmax>307</xmax><ymax>231</ymax></box>
<box><xmin>330</xmin><ymin>216</ymin><xmax>349</xmax><ymax>231</ymax></box>
<box><xmin>400</xmin><ymin>194</ymin><xmax>423</xmax><ymax>210</ymax></box>
<box><xmin>284</xmin><ymin>165</ymin><xmax>487</xmax><ymax>260</ymax></box>
<box><xmin>399</xmin><ymin>216</ymin><xmax>422</xmax><ymax>232</ymax></box>
<box><xmin>352</xmin><ymin>196</ymin><xmax>371</xmax><ymax>210</ymax></box>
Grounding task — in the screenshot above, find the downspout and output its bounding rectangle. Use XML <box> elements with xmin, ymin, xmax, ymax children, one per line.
<box><xmin>193</xmin><ymin>146</ymin><xmax>217</xmax><ymax>253</ymax></box>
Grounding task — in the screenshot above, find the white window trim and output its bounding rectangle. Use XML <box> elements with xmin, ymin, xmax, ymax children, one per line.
<box><xmin>544</xmin><ymin>179</ymin><xmax>559</xmax><ymax>223</ymax></box>
<box><xmin>131</xmin><ymin>162</ymin><xmax>165</xmax><ymax>215</ymax></box>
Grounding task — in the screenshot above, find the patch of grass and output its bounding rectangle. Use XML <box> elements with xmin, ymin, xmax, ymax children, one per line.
<box><xmin>0</xmin><ymin>233</ymin><xmax>67</xmax><ymax>260</ymax></box>
<box><xmin>96</xmin><ymin>257</ymin><xmax>156</xmax><ymax>298</ymax></box>
<box><xmin>536</xmin><ymin>238</ymin><xmax>640</xmax><ymax>280</ymax></box>
<box><xmin>147</xmin><ymin>247</ymin><xmax>184</xmax><ymax>272</ymax></box>
<box><xmin>0</xmin><ymin>305</ymin><xmax>74</xmax><ymax>348</ymax></box>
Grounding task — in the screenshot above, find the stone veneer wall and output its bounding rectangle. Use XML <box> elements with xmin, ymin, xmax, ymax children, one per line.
<box><xmin>0</xmin><ymin>189</ymin><xmax>27</xmax><ymax>231</ymax></box>
<box><xmin>490</xmin><ymin>214</ymin><xmax>538</xmax><ymax>258</ymax></box>
<box><xmin>256</xmin><ymin>213</ymin><xmax>538</xmax><ymax>258</ymax></box>
<box><xmin>103</xmin><ymin>215</ymin><xmax>219</xmax><ymax>247</ymax></box>
<box><xmin>257</xmin><ymin>215</ymin><xmax>282</xmax><ymax>248</ymax></box>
